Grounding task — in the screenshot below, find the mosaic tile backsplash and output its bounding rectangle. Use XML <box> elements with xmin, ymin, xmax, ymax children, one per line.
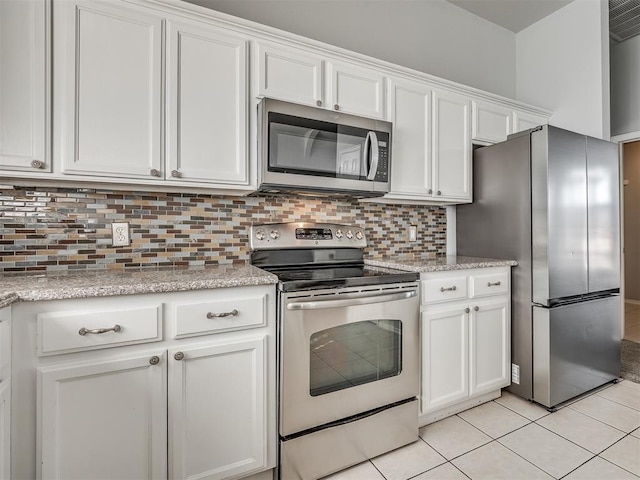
<box><xmin>0</xmin><ymin>187</ymin><xmax>446</xmax><ymax>272</ymax></box>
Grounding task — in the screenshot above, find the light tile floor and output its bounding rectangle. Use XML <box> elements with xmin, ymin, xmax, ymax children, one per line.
<box><xmin>624</xmin><ymin>302</ymin><xmax>640</xmax><ymax>342</ymax></box>
<box><xmin>323</xmin><ymin>380</ymin><xmax>640</xmax><ymax>480</ymax></box>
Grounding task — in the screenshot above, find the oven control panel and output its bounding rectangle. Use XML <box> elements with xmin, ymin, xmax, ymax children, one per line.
<box><xmin>250</xmin><ymin>223</ymin><xmax>367</xmax><ymax>250</ymax></box>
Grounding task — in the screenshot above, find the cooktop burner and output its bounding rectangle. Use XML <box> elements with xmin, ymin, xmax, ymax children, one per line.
<box><xmin>249</xmin><ymin>223</ymin><xmax>418</xmax><ymax>291</ymax></box>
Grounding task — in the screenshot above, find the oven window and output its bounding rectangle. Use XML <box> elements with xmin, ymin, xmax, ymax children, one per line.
<box><xmin>309</xmin><ymin>320</ymin><xmax>402</xmax><ymax>397</ymax></box>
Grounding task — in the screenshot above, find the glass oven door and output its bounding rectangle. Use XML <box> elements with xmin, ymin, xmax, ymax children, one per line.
<box><xmin>279</xmin><ymin>283</ymin><xmax>419</xmax><ymax>437</ymax></box>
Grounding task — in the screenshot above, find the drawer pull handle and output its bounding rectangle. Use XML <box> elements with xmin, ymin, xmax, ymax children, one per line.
<box><xmin>149</xmin><ymin>356</ymin><xmax>160</xmax><ymax>365</ymax></box>
<box><xmin>174</xmin><ymin>352</ymin><xmax>184</xmax><ymax>361</ymax></box>
<box><xmin>207</xmin><ymin>309</ymin><xmax>239</xmax><ymax>319</ymax></box>
<box><xmin>474</xmin><ymin>306</ymin><xmax>480</xmax><ymax>311</ymax></box>
<box><xmin>465</xmin><ymin>307</ymin><xmax>470</xmax><ymax>313</ymax></box>
<box><xmin>487</xmin><ymin>281</ymin><xmax>501</xmax><ymax>287</ymax></box>
<box><xmin>440</xmin><ymin>286</ymin><xmax>457</xmax><ymax>292</ymax></box>
<box><xmin>78</xmin><ymin>324</ymin><xmax>122</xmax><ymax>336</ymax></box>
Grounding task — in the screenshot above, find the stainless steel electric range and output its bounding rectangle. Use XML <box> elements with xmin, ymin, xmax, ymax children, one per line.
<box><xmin>250</xmin><ymin>223</ymin><xmax>420</xmax><ymax>480</ymax></box>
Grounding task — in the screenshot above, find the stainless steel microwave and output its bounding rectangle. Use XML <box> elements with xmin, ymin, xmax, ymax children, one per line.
<box><xmin>257</xmin><ymin>99</ymin><xmax>392</xmax><ymax>196</ymax></box>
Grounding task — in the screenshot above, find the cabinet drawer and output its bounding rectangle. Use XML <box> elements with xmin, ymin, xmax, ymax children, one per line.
<box><xmin>470</xmin><ymin>271</ymin><xmax>509</xmax><ymax>298</ymax></box>
<box><xmin>38</xmin><ymin>305</ymin><xmax>162</xmax><ymax>356</ymax></box>
<box><xmin>173</xmin><ymin>294</ymin><xmax>266</xmax><ymax>339</ymax></box>
<box><xmin>422</xmin><ymin>276</ymin><xmax>468</xmax><ymax>304</ymax></box>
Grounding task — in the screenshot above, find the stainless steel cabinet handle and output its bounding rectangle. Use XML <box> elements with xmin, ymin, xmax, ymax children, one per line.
<box><xmin>487</xmin><ymin>281</ymin><xmax>501</xmax><ymax>287</ymax></box>
<box><xmin>31</xmin><ymin>160</ymin><xmax>45</xmax><ymax>169</ymax></box>
<box><xmin>149</xmin><ymin>356</ymin><xmax>160</xmax><ymax>365</ymax></box>
<box><xmin>171</xmin><ymin>170</ymin><xmax>181</xmax><ymax>178</ymax></box>
<box><xmin>440</xmin><ymin>286</ymin><xmax>457</xmax><ymax>292</ymax></box>
<box><xmin>287</xmin><ymin>290</ymin><xmax>416</xmax><ymax>310</ymax></box>
<box><xmin>150</xmin><ymin>168</ymin><xmax>161</xmax><ymax>177</ymax></box>
<box><xmin>465</xmin><ymin>307</ymin><xmax>470</xmax><ymax>313</ymax></box>
<box><xmin>174</xmin><ymin>352</ymin><xmax>184</xmax><ymax>361</ymax></box>
<box><xmin>474</xmin><ymin>306</ymin><xmax>480</xmax><ymax>311</ymax></box>
<box><xmin>334</xmin><ymin>104</ymin><xmax>340</xmax><ymax>111</ymax></box>
<box><xmin>206</xmin><ymin>309</ymin><xmax>239</xmax><ymax>319</ymax></box>
<box><xmin>316</xmin><ymin>100</ymin><xmax>322</xmax><ymax>107</ymax></box>
<box><xmin>79</xmin><ymin>324</ymin><xmax>122</xmax><ymax>336</ymax></box>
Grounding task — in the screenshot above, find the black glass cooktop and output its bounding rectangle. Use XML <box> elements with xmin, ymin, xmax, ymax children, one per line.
<box><xmin>265</xmin><ymin>265</ymin><xmax>418</xmax><ymax>292</ymax></box>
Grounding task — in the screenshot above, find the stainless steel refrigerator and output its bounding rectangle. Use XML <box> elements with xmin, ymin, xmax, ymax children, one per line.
<box><xmin>457</xmin><ymin>125</ymin><xmax>621</xmax><ymax>409</ymax></box>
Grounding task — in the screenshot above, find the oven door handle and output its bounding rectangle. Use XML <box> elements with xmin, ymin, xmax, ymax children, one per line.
<box><xmin>286</xmin><ymin>290</ymin><xmax>416</xmax><ymax>310</ymax></box>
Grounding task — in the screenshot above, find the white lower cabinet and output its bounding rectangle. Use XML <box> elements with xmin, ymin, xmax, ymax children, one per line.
<box><xmin>0</xmin><ymin>307</ymin><xmax>10</xmax><ymax>480</ymax></box>
<box><xmin>420</xmin><ymin>267</ymin><xmax>511</xmax><ymax>424</ymax></box>
<box><xmin>38</xmin><ymin>352</ymin><xmax>168</xmax><ymax>479</ymax></box>
<box><xmin>169</xmin><ymin>338</ymin><xmax>267</xmax><ymax>480</ymax></box>
<box><xmin>11</xmin><ymin>286</ymin><xmax>276</xmax><ymax>480</ymax></box>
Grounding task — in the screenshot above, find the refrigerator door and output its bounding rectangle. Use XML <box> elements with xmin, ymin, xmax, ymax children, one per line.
<box><xmin>533</xmin><ymin>295</ymin><xmax>621</xmax><ymax>408</ymax></box>
<box><xmin>532</xmin><ymin>126</ymin><xmax>589</xmax><ymax>304</ymax></box>
<box><xmin>587</xmin><ymin>137</ymin><xmax>621</xmax><ymax>292</ymax></box>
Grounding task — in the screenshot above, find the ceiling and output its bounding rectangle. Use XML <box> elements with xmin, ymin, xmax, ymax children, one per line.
<box><xmin>446</xmin><ymin>0</ymin><xmax>573</xmax><ymax>33</ymax></box>
<box><xmin>447</xmin><ymin>0</ymin><xmax>640</xmax><ymax>43</ymax></box>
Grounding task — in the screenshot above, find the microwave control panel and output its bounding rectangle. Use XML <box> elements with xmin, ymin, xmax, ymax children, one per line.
<box><xmin>374</xmin><ymin>141</ymin><xmax>389</xmax><ymax>182</ymax></box>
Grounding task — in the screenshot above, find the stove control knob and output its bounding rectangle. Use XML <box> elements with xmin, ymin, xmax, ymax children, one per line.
<box><xmin>255</xmin><ymin>229</ymin><xmax>266</xmax><ymax>241</ymax></box>
<box><xmin>355</xmin><ymin>230</ymin><xmax>364</xmax><ymax>240</ymax></box>
<box><xmin>346</xmin><ymin>230</ymin><xmax>353</xmax><ymax>239</ymax></box>
<box><xmin>335</xmin><ymin>229</ymin><xmax>343</xmax><ymax>239</ymax></box>
<box><xmin>269</xmin><ymin>230</ymin><xmax>280</xmax><ymax>240</ymax></box>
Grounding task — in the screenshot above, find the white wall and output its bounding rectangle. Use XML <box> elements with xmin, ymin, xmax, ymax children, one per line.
<box><xmin>611</xmin><ymin>35</ymin><xmax>640</xmax><ymax>137</ymax></box>
<box><xmin>515</xmin><ymin>0</ymin><xmax>610</xmax><ymax>139</ymax></box>
<box><xmin>184</xmin><ymin>0</ymin><xmax>516</xmax><ymax>98</ymax></box>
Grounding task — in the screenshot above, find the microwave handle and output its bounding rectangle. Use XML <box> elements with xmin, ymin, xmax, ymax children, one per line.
<box><xmin>365</xmin><ymin>131</ymin><xmax>379</xmax><ymax>181</ymax></box>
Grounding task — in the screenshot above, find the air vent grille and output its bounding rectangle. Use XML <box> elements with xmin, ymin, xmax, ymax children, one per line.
<box><xmin>610</xmin><ymin>0</ymin><xmax>640</xmax><ymax>42</ymax></box>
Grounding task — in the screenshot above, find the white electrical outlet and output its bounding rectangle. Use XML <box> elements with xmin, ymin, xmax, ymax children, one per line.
<box><xmin>408</xmin><ymin>225</ymin><xmax>417</xmax><ymax>242</ymax></box>
<box><xmin>511</xmin><ymin>363</ymin><xmax>520</xmax><ymax>384</ymax></box>
<box><xmin>111</xmin><ymin>222</ymin><xmax>130</xmax><ymax>247</ymax></box>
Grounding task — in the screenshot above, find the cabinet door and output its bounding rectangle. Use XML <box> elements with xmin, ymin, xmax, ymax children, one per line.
<box><xmin>471</xmin><ymin>100</ymin><xmax>512</xmax><ymax>145</ymax></box>
<box><xmin>38</xmin><ymin>351</ymin><xmax>167</xmax><ymax>480</ymax></box>
<box><xmin>512</xmin><ymin>110</ymin><xmax>547</xmax><ymax>134</ymax></box>
<box><xmin>169</xmin><ymin>336</ymin><xmax>267</xmax><ymax>480</ymax></box>
<box><xmin>55</xmin><ymin>0</ymin><xmax>163</xmax><ymax>179</ymax></box>
<box><xmin>469</xmin><ymin>298</ymin><xmax>510</xmax><ymax>396</ymax></box>
<box><xmin>0</xmin><ymin>381</ymin><xmax>9</xmax><ymax>480</ymax></box>
<box><xmin>0</xmin><ymin>0</ymin><xmax>50</xmax><ymax>172</ymax></box>
<box><xmin>432</xmin><ymin>89</ymin><xmax>471</xmax><ymax>201</ymax></box>
<box><xmin>0</xmin><ymin>308</ymin><xmax>8</xmax><ymax>480</ymax></box>
<box><xmin>167</xmin><ymin>20</ymin><xmax>249</xmax><ymax>185</ymax></box>
<box><xmin>255</xmin><ymin>42</ymin><xmax>323</xmax><ymax>107</ymax></box>
<box><xmin>421</xmin><ymin>308</ymin><xmax>468</xmax><ymax>414</ymax></box>
<box><xmin>327</xmin><ymin>61</ymin><xmax>385</xmax><ymax>119</ymax></box>
<box><xmin>388</xmin><ymin>77</ymin><xmax>432</xmax><ymax>196</ymax></box>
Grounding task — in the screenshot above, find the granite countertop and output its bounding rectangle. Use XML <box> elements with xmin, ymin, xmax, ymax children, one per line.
<box><xmin>365</xmin><ymin>255</ymin><xmax>517</xmax><ymax>273</ymax></box>
<box><xmin>0</xmin><ymin>264</ymin><xmax>278</xmax><ymax>307</ymax></box>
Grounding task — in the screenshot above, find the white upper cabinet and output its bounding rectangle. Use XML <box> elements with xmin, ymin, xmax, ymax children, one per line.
<box><xmin>432</xmin><ymin>89</ymin><xmax>472</xmax><ymax>202</ymax></box>
<box><xmin>327</xmin><ymin>60</ymin><xmax>386</xmax><ymax>119</ymax></box>
<box><xmin>255</xmin><ymin>42</ymin><xmax>323</xmax><ymax>107</ymax></box>
<box><xmin>513</xmin><ymin>110</ymin><xmax>548</xmax><ymax>134</ymax></box>
<box><xmin>55</xmin><ymin>0</ymin><xmax>163</xmax><ymax>179</ymax></box>
<box><xmin>471</xmin><ymin>100</ymin><xmax>512</xmax><ymax>145</ymax></box>
<box><xmin>254</xmin><ymin>42</ymin><xmax>386</xmax><ymax>119</ymax></box>
<box><xmin>385</xmin><ymin>80</ymin><xmax>471</xmax><ymax>203</ymax></box>
<box><xmin>0</xmin><ymin>0</ymin><xmax>50</xmax><ymax>172</ymax></box>
<box><xmin>166</xmin><ymin>20</ymin><xmax>249</xmax><ymax>185</ymax></box>
<box><xmin>387</xmin><ymin>77</ymin><xmax>432</xmax><ymax>196</ymax></box>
